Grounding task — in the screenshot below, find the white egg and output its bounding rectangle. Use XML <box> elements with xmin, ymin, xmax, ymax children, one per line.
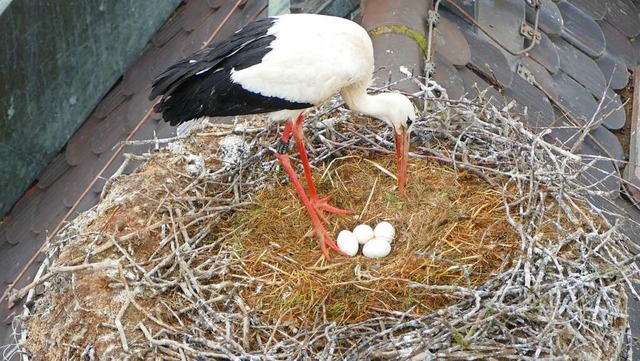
<box><xmin>374</xmin><ymin>221</ymin><xmax>396</xmax><ymax>243</ymax></box>
<box><xmin>336</xmin><ymin>230</ymin><xmax>359</xmax><ymax>257</ymax></box>
<box><xmin>352</xmin><ymin>224</ymin><xmax>374</xmax><ymax>245</ymax></box>
<box><xmin>362</xmin><ymin>237</ymin><xmax>392</xmax><ymax>258</ymax></box>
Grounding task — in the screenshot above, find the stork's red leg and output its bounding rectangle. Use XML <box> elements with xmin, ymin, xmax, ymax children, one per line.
<box><xmin>290</xmin><ymin>114</ymin><xmax>350</xmax><ymax>222</ymax></box>
<box><xmin>274</xmin><ymin>152</ymin><xmax>343</xmax><ymax>260</ymax></box>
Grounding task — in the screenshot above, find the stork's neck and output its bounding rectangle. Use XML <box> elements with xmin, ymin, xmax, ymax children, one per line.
<box><xmin>340</xmin><ymin>83</ymin><xmax>390</xmax><ymax>126</ymax></box>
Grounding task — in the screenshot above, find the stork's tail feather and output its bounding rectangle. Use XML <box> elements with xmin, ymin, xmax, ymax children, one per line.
<box><xmin>152</xmin><ymin>95</ymin><xmax>195</xmax><ymax>126</ymax></box>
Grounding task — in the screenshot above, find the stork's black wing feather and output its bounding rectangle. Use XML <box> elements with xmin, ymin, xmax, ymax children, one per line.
<box><xmin>149</xmin><ymin>18</ymin><xmax>274</xmax><ymax>100</ymax></box>
<box><xmin>150</xmin><ymin>17</ymin><xmax>312</xmax><ymax>126</ymax></box>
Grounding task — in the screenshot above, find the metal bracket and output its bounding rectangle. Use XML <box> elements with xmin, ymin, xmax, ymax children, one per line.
<box><xmin>525</xmin><ymin>0</ymin><xmax>539</xmax><ymax>7</ymax></box>
<box><xmin>516</xmin><ymin>64</ymin><xmax>535</xmax><ymax>84</ymax></box>
<box><xmin>520</xmin><ymin>22</ymin><xmax>541</xmax><ymax>44</ymax></box>
<box><xmin>425</xmin><ymin>61</ymin><xmax>436</xmax><ymax>78</ymax></box>
<box><xmin>427</xmin><ymin>10</ymin><xmax>440</xmax><ymax>27</ymax></box>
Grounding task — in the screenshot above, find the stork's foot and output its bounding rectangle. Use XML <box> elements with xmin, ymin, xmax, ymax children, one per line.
<box><xmin>275</xmin><ymin>152</ymin><xmax>346</xmax><ymax>260</ymax></box>
<box><xmin>309</xmin><ymin>222</ymin><xmax>344</xmax><ymax>260</ymax></box>
<box><xmin>311</xmin><ymin>195</ymin><xmax>350</xmax><ymax>224</ymax></box>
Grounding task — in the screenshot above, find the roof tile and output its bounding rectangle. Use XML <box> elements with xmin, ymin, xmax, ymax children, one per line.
<box><xmin>433</xmin><ymin>53</ymin><xmax>466</xmax><ymax>100</ymax></box>
<box><xmin>148</xmin><ymin>31</ymin><xmax>192</xmax><ymax>81</ymax></box>
<box><xmin>433</xmin><ymin>16</ymin><xmax>470</xmax><ymax>67</ymax></box>
<box><xmin>598</xmin><ymin>88</ymin><xmax>626</xmax><ymax>130</ymax></box>
<box><xmin>362</xmin><ymin>0</ymin><xmax>427</xmax><ymax>93</ymax></box>
<box><xmin>131</xmin><ymin>121</ymin><xmax>166</xmax><ymax>156</ymax></box>
<box><xmin>182</xmin><ymin>0</ymin><xmax>267</xmax><ymax>57</ymax></box>
<box><xmin>121</xmin><ymin>49</ymin><xmax>159</xmax><ymax>97</ymax></box>
<box><xmin>197</xmin><ymin>0</ymin><xmax>268</xmax><ymax>49</ymax></box>
<box><xmin>93</xmin><ymin>82</ymin><xmax>129</xmax><ymax>120</ymax></box>
<box><xmin>0</xmin><ymin>238</ymin><xmax>44</xmax><ymax>295</ymax></box>
<box><xmin>545</xmin><ymin>112</ymin><xmax>580</xmax><ymax>148</ymax></box>
<box><xmin>504</xmin><ymin>72</ymin><xmax>555</xmax><ymax>131</ymax></box>
<box><xmin>525</xmin><ymin>0</ymin><xmax>563</xmax><ymax>37</ymax></box>
<box><xmin>577</xmin><ymin>139</ymin><xmax>621</xmax><ymax>195</ymax></box>
<box><xmin>589</xmin><ymin>122</ymin><xmax>625</xmax><ymax>163</ymax></box>
<box><xmin>550</xmin><ymin>106</ymin><xmax>624</xmax><ymax>165</ymax></box>
<box><xmin>521</xmin><ymin>55</ymin><xmax>558</xmax><ymax>102</ymax></box>
<box><xmin>0</xmin><ymin>223</ymin><xmax>8</xmax><ymax>249</ymax></box>
<box><xmin>632</xmin><ymin>36</ymin><xmax>640</xmax><ymax>60</ymax></box>
<box><xmin>151</xmin><ymin>6</ymin><xmax>187</xmax><ymax>47</ymax></box>
<box><xmin>604</xmin><ymin>0</ymin><xmax>640</xmax><ymax>38</ymax></box>
<box><xmin>5</xmin><ymin>188</ymin><xmax>41</xmax><ymax>245</ymax></box>
<box><xmin>134</xmin><ymin>118</ymin><xmax>168</xmax><ymax>150</ymax></box>
<box><xmin>208</xmin><ymin>0</ymin><xmax>224</xmax><ymax>10</ymax></box>
<box><xmin>61</xmin><ymin>164</ymin><xmax>96</xmax><ymax>208</ymax></box>
<box><xmin>35</xmin><ymin>177</ymin><xmax>73</xmax><ymax>235</ymax></box>
<box><xmin>595</xmin><ymin>52</ymin><xmax>630</xmax><ymax>90</ymax></box>
<box><xmin>441</xmin><ymin>1</ymin><xmax>476</xmax><ymax>30</ymax></box>
<box><xmin>578</xmin><ymin>154</ymin><xmax>620</xmax><ymax>194</ymax></box>
<box><xmin>238</xmin><ymin>0</ymin><xmax>249</xmax><ymax>10</ymax></box>
<box><xmin>37</xmin><ymin>152</ymin><xmax>72</xmax><ymax>189</ymax></box>
<box><xmin>91</xmin><ymin>119</ymin><xmax>168</xmax><ymax>196</ymax></box>
<box><xmin>527</xmin><ymin>29</ymin><xmax>560</xmax><ymax>74</ymax></box>
<box><xmin>463</xmin><ymin>31</ymin><xmax>514</xmax><ymax>89</ymax></box>
<box><xmin>552</xmin><ymin>85</ymin><xmax>623</xmax><ymax>151</ymax></box>
<box><xmin>181</xmin><ymin>0</ymin><xmax>215</xmax><ymax>32</ymax></box>
<box><xmin>553</xmin><ymin>37</ymin><xmax>607</xmax><ymax>99</ymax></box>
<box><xmin>185</xmin><ymin>13</ymin><xmax>234</xmax><ymax>53</ymax></box>
<box><xmin>191</xmin><ymin>0</ymin><xmax>260</xmax><ymax>42</ymax></box>
<box><xmin>91</xmin><ymin>105</ymin><xmax>128</xmax><ymax>155</ymax></box>
<box><xmin>476</xmin><ymin>0</ymin><xmax>525</xmax><ymax>57</ymax></box>
<box><xmin>458</xmin><ymin>67</ymin><xmax>505</xmax><ymax>108</ymax></box>
<box><xmin>599</xmin><ymin>20</ymin><xmax>638</xmax><ymax>70</ymax></box>
<box><xmin>553</xmin><ymin>71</ymin><xmax>600</xmax><ymax>125</ymax></box>
<box><xmin>65</xmin><ymin>116</ymin><xmax>101</xmax><ymax>166</ymax></box>
<box><xmin>181</xmin><ymin>24</ymin><xmax>216</xmax><ymax>58</ymax></box>
<box><xmin>557</xmin><ymin>0</ymin><xmax>606</xmax><ymax>58</ymax></box>
<box><xmin>74</xmin><ymin>190</ymin><xmax>100</xmax><ymax>215</ymax></box>
<box><xmin>126</xmin><ymin>91</ymin><xmax>155</xmax><ymax>130</ymax></box>
<box><xmin>566</xmin><ymin>0</ymin><xmax>607</xmax><ymax>21</ymax></box>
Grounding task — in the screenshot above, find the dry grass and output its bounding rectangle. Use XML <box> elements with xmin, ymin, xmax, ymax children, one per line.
<box><xmin>226</xmin><ymin>156</ymin><xmax>520</xmax><ymax>326</ymax></box>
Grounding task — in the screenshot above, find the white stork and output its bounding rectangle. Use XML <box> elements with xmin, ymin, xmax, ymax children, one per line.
<box><xmin>150</xmin><ymin>13</ymin><xmax>416</xmax><ymax>260</ymax></box>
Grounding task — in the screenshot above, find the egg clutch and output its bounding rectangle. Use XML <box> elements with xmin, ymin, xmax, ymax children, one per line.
<box><xmin>336</xmin><ymin>221</ymin><xmax>396</xmax><ymax>258</ymax></box>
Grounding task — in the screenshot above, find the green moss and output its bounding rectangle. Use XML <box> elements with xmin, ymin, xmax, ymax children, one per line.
<box><xmin>368</xmin><ymin>25</ymin><xmax>429</xmax><ymax>58</ymax></box>
<box><xmin>327</xmin><ymin>303</ymin><xmax>346</xmax><ymax>318</ymax></box>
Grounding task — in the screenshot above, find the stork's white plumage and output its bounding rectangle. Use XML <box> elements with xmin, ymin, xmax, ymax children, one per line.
<box><xmin>150</xmin><ymin>13</ymin><xmax>416</xmax><ymax>260</ymax></box>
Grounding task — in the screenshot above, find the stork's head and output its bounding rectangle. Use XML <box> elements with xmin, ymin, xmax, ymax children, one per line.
<box><xmin>341</xmin><ymin>89</ymin><xmax>416</xmax><ymax>192</ymax></box>
<box><xmin>380</xmin><ymin>92</ymin><xmax>416</xmax><ymax>134</ymax></box>
<box><xmin>375</xmin><ymin>93</ymin><xmax>416</xmax><ymax>193</ymax></box>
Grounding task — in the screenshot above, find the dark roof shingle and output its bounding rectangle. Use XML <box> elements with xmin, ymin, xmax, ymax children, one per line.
<box><xmin>558</xmin><ymin>0</ymin><xmax>606</xmax><ymax>58</ymax></box>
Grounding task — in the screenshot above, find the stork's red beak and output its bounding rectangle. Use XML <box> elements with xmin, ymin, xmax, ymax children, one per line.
<box><xmin>394</xmin><ymin>129</ymin><xmax>410</xmax><ymax>192</ymax></box>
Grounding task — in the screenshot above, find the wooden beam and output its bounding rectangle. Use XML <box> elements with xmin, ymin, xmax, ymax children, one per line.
<box><xmin>624</xmin><ymin>67</ymin><xmax>640</xmax><ymax>204</ymax></box>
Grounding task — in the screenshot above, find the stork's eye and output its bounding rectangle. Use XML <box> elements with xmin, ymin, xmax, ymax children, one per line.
<box><xmin>406</xmin><ymin>117</ymin><xmax>413</xmax><ymax>127</ymax></box>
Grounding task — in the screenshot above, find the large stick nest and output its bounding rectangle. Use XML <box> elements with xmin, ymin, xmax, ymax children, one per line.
<box><xmin>10</xmin><ymin>81</ymin><xmax>640</xmax><ymax>360</ymax></box>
